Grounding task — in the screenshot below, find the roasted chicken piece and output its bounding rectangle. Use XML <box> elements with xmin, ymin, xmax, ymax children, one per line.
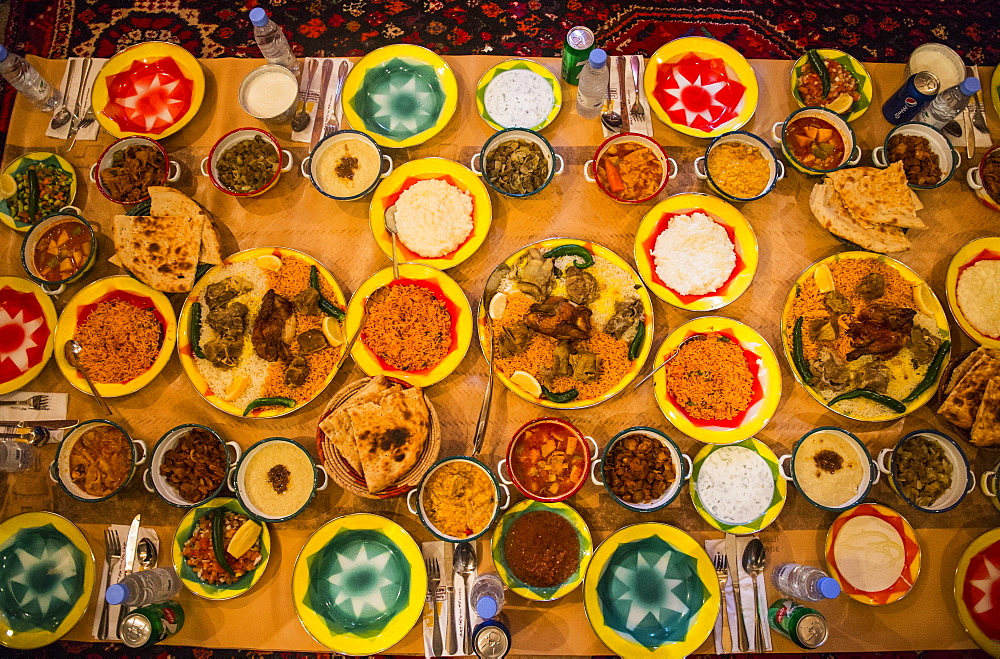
<box><xmin>252</xmin><ymin>289</ymin><xmax>295</xmax><ymax>362</ymax></box>
<box><xmin>524</xmin><ymin>296</ymin><xmax>592</xmax><ymax>340</ymax></box>
<box><xmin>846</xmin><ymin>303</ymin><xmax>916</xmax><ymax>361</ymax></box>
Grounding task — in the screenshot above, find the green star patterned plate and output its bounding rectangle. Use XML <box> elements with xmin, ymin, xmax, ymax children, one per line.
<box><xmin>0</xmin><ymin>512</ymin><xmax>95</xmax><ymax>650</ymax></box>
<box><xmin>344</xmin><ymin>45</ymin><xmax>458</xmax><ymax>148</ymax></box>
<box><xmin>292</xmin><ymin>513</ymin><xmax>426</xmax><ymax>654</ymax></box>
<box><xmin>584</xmin><ymin>523</ymin><xmax>719</xmax><ymax>658</ymax></box>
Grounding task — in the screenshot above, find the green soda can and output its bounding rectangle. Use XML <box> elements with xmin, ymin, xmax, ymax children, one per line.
<box><xmin>561</xmin><ymin>26</ymin><xmax>595</xmax><ymax>85</ymax></box>
<box><xmin>119</xmin><ymin>600</ymin><xmax>185</xmax><ymax>648</ymax></box>
<box><xmin>767</xmin><ymin>598</ymin><xmax>829</xmax><ymax>649</ymax></box>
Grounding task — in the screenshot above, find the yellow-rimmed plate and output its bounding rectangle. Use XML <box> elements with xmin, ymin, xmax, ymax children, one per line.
<box><xmin>946</xmin><ymin>237</ymin><xmax>1000</xmax><ymax>348</ymax></box>
<box><xmin>347</xmin><ymin>264</ymin><xmax>472</xmax><ymax>387</ymax></box>
<box><xmin>475</xmin><ymin>59</ymin><xmax>562</xmax><ymax>131</ymax></box>
<box><xmin>644</xmin><ymin>36</ymin><xmax>758</xmax><ymax>139</ymax></box>
<box><xmin>344</xmin><ymin>44</ymin><xmax>458</xmax><ymax>148</ymax></box>
<box><xmin>477</xmin><ymin>238</ymin><xmax>654</xmax><ymax>410</ymax></box>
<box><xmin>292</xmin><ymin>513</ymin><xmax>425</xmax><ymax>654</ymax></box>
<box><xmin>172</xmin><ymin>497</ymin><xmax>270</xmax><ymax>600</ymax></box>
<box><xmin>0</xmin><ymin>511</ymin><xmax>95</xmax><ymax>650</ymax></box>
<box><xmin>54</xmin><ymin>275</ymin><xmax>175</xmax><ymax>397</ymax></box>
<box><xmin>491</xmin><ymin>500</ymin><xmax>592</xmax><ymax>601</ymax></box>
<box><xmin>781</xmin><ymin>251</ymin><xmax>951</xmax><ymax>422</ymax></box>
<box><xmin>0</xmin><ymin>152</ymin><xmax>77</xmax><ymax>232</ymax></box>
<box><xmin>653</xmin><ymin>316</ymin><xmax>780</xmax><ymax>444</ymax></box>
<box><xmin>825</xmin><ymin>503</ymin><xmax>920</xmax><ymax>606</ymax></box>
<box><xmin>0</xmin><ymin>277</ymin><xmax>57</xmax><ymax>395</ymax></box>
<box><xmin>92</xmin><ymin>41</ymin><xmax>205</xmax><ymax>139</ymax></box>
<box><xmin>369</xmin><ymin>158</ymin><xmax>492</xmax><ymax>270</ymax></box>
<box><xmin>177</xmin><ymin>247</ymin><xmax>348</xmax><ymax>418</ymax></box>
<box><xmin>689</xmin><ymin>438</ymin><xmax>786</xmax><ymax>534</ymax></box>
<box><xmin>584</xmin><ymin>522</ymin><xmax>720</xmax><ymax>658</ymax></box>
<box><xmin>955</xmin><ymin>527</ymin><xmax>1000</xmax><ymax>655</ymax></box>
<box><xmin>790</xmin><ymin>49</ymin><xmax>873</xmax><ymax>122</ymax></box>
<box><xmin>634</xmin><ymin>193</ymin><xmax>758</xmax><ymax>310</ymax></box>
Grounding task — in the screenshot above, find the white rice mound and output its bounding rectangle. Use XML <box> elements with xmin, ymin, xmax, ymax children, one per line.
<box><xmin>956</xmin><ymin>260</ymin><xmax>1000</xmax><ymax>338</ymax></box>
<box><xmin>394</xmin><ymin>179</ymin><xmax>474</xmax><ymax>258</ymax></box>
<box><xmin>652</xmin><ymin>212</ymin><xmax>736</xmax><ymax>295</ymax></box>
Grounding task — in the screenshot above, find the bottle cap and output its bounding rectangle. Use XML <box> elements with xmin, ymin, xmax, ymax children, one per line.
<box><xmin>249</xmin><ymin>7</ymin><xmax>269</xmax><ymax>27</ymax></box>
<box><xmin>0</xmin><ymin>46</ymin><xmax>8</xmax><ymax>61</ymax></box>
<box><xmin>589</xmin><ymin>48</ymin><xmax>607</xmax><ymax>68</ymax></box>
<box><xmin>818</xmin><ymin>576</ymin><xmax>841</xmax><ymax>599</ymax></box>
<box><xmin>475</xmin><ymin>595</ymin><xmax>499</xmax><ymax>619</ymax></box>
<box><xmin>105</xmin><ymin>583</ymin><xmax>129</xmax><ymax>606</ymax></box>
<box><xmin>959</xmin><ymin>77</ymin><xmax>982</xmax><ymax>95</ymax></box>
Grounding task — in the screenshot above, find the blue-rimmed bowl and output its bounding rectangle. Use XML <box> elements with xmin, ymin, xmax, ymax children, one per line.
<box><xmin>407</xmin><ymin>456</ymin><xmax>510</xmax><ymax>542</ymax></box>
<box><xmin>877</xmin><ymin>429</ymin><xmax>973</xmax><ymax>513</ymax></box>
<box><xmin>771</xmin><ymin>106</ymin><xmax>861</xmax><ymax>175</ymax></box>
<box><xmin>693</xmin><ymin>131</ymin><xmax>784</xmax><ymax>202</ymax></box>
<box><xmin>778</xmin><ymin>426</ymin><xmax>878</xmax><ymax>512</ymax></box>
<box><xmin>871</xmin><ymin>122</ymin><xmax>959</xmax><ymax>189</ymax></box>
<box><xmin>230</xmin><ymin>437</ymin><xmax>327</xmax><ymax>523</ymax></box>
<box><xmin>590</xmin><ymin>426</ymin><xmax>690</xmax><ymax>513</ymax></box>
<box><xmin>143</xmin><ymin>424</ymin><xmax>241</xmax><ymax>508</ymax></box>
<box><xmin>20</xmin><ymin>208</ymin><xmax>96</xmax><ymax>296</ymax></box>
<box><xmin>301</xmin><ymin>129</ymin><xmax>394</xmax><ymax>201</ymax></box>
<box><xmin>50</xmin><ymin>419</ymin><xmax>146</xmax><ymax>502</ymax></box>
<box><xmin>471</xmin><ymin>127</ymin><xmax>564</xmax><ymax>198</ymax></box>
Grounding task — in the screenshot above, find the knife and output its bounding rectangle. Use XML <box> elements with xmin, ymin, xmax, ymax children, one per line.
<box><xmin>0</xmin><ymin>419</ymin><xmax>79</xmax><ymax>430</ymax></box>
<box><xmin>115</xmin><ymin>514</ymin><xmax>141</xmax><ymax>635</ymax></box>
<box><xmin>618</xmin><ymin>56</ymin><xmax>631</xmax><ymax>133</ymax></box>
<box><xmin>964</xmin><ymin>103</ymin><xmax>975</xmax><ymax>158</ymax></box>
<box><xmin>725</xmin><ymin>533</ymin><xmax>750</xmax><ymax>652</ymax></box>
<box><xmin>311</xmin><ymin>59</ymin><xmax>334</xmax><ymax>149</ymax></box>
<box><xmin>972</xmin><ymin>64</ymin><xmax>990</xmax><ymax>135</ymax></box>
<box><xmin>65</xmin><ymin>57</ymin><xmax>93</xmax><ymax>149</ymax></box>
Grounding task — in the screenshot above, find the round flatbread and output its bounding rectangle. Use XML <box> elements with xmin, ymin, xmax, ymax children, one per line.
<box><xmin>833</xmin><ymin>515</ymin><xmax>905</xmax><ymax>593</ymax></box>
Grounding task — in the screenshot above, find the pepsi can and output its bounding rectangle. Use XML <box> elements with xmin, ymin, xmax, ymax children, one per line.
<box><xmin>882</xmin><ymin>71</ymin><xmax>939</xmax><ymax>124</ymax></box>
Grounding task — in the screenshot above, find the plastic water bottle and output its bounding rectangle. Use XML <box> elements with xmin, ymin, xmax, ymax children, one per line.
<box><xmin>106</xmin><ymin>567</ymin><xmax>181</xmax><ymax>607</ymax></box>
<box><xmin>915</xmin><ymin>76</ymin><xmax>981</xmax><ymax>129</ymax></box>
<box><xmin>0</xmin><ymin>45</ymin><xmax>61</xmax><ymax>112</ymax></box>
<box><xmin>772</xmin><ymin>563</ymin><xmax>841</xmax><ymax>602</ymax></box>
<box><xmin>470</xmin><ymin>573</ymin><xmax>506</xmax><ymax>619</ymax></box>
<box><xmin>0</xmin><ymin>439</ymin><xmax>36</xmax><ymax>472</ymax></box>
<box><xmin>249</xmin><ymin>8</ymin><xmax>300</xmax><ymax>77</ymax></box>
<box><xmin>575</xmin><ymin>48</ymin><xmax>609</xmax><ymax>120</ymax></box>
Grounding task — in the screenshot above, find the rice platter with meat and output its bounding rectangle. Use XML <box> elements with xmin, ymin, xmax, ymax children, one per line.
<box><xmin>393</xmin><ymin>179</ymin><xmax>473</xmax><ymax>257</ymax></box>
<box><xmin>696</xmin><ymin>445</ymin><xmax>774</xmax><ymax>525</ymax></box>
<box><xmin>956</xmin><ymin>260</ymin><xmax>1000</xmax><ymax>338</ymax></box>
<box><xmin>652</xmin><ymin>212</ymin><xmax>736</xmax><ymax>296</ymax></box>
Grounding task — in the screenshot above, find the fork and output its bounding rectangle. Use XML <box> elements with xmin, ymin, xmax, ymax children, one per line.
<box><xmin>97</xmin><ymin>529</ymin><xmax>121</xmax><ymax>640</ymax></box>
<box><xmin>629</xmin><ymin>55</ymin><xmax>645</xmax><ymax>124</ymax></box>
<box><xmin>0</xmin><ymin>395</ymin><xmax>48</xmax><ymax>411</ymax></box>
<box><xmin>425</xmin><ymin>557</ymin><xmax>444</xmax><ymax>658</ymax></box>
<box><xmin>714</xmin><ymin>553</ymin><xmax>732</xmax><ymax>653</ymax></box>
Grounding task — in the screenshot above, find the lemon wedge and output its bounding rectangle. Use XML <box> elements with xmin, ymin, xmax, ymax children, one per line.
<box><xmin>226</xmin><ymin>519</ymin><xmax>262</xmax><ymax>559</ymax></box>
<box><xmin>825</xmin><ymin>94</ymin><xmax>854</xmax><ymax>115</ymax></box>
<box><xmin>510</xmin><ymin>371</ymin><xmax>542</xmax><ymax>398</ymax></box>
<box><xmin>322</xmin><ymin>316</ymin><xmax>343</xmax><ymax>347</ymax></box>
<box><xmin>221</xmin><ymin>374</ymin><xmax>249</xmax><ymax>402</ymax></box>
<box><xmin>488</xmin><ymin>292</ymin><xmax>507</xmax><ymax>320</ymax></box>
<box><xmin>814</xmin><ymin>264</ymin><xmax>835</xmax><ymax>294</ymax></box>
<box><xmin>0</xmin><ymin>173</ymin><xmax>16</xmax><ymax>199</ymax></box>
<box><xmin>913</xmin><ymin>283</ymin><xmax>936</xmax><ymax>316</ymax></box>
<box><xmin>256</xmin><ymin>255</ymin><xmax>282</xmax><ymax>271</ymax></box>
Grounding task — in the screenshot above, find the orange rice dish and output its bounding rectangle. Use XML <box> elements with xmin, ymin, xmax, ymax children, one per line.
<box><xmin>363</xmin><ymin>284</ymin><xmax>452</xmax><ymax>372</ymax></box>
<box><xmin>74</xmin><ymin>299</ymin><xmax>162</xmax><ymax>383</ymax></box>
<box><xmin>665</xmin><ymin>333</ymin><xmax>753</xmax><ymax>420</ymax></box>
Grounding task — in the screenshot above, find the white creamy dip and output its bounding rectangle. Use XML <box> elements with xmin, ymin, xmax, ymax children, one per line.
<box><xmin>696</xmin><ymin>446</ymin><xmax>774</xmax><ymax>525</ymax></box>
<box><xmin>483</xmin><ymin>69</ymin><xmax>555</xmax><ymax>128</ymax></box>
<box><xmin>244</xmin><ymin>69</ymin><xmax>298</xmax><ymax>118</ymax></box>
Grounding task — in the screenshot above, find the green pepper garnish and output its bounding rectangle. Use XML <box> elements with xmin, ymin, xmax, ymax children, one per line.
<box><xmin>542</xmin><ymin>244</ymin><xmax>594</xmax><ymax>269</ymax></box>
<box><xmin>806</xmin><ymin>49</ymin><xmax>830</xmax><ymax>100</ymax></box>
<box><xmin>791</xmin><ymin>317</ymin><xmax>814</xmax><ymax>385</ymax></box>
<box><xmin>310</xmin><ymin>265</ymin><xmax>346</xmax><ymax>320</ymax></box>
<box><xmin>902</xmin><ymin>340</ymin><xmax>951</xmax><ymax>404</ymax></box>
<box><xmin>828</xmin><ymin>388</ymin><xmax>907</xmax><ymax>414</ymax></box>
<box><xmin>211</xmin><ymin>509</ymin><xmax>235</xmax><ymax>577</ymax></box>
<box><xmin>541</xmin><ymin>386</ymin><xmax>579</xmax><ymax>404</ymax></box>
<box><xmin>190</xmin><ymin>302</ymin><xmax>205</xmax><ymax>359</ymax></box>
<box><xmin>242</xmin><ymin>396</ymin><xmax>296</xmax><ymax>416</ymax></box>
<box><xmin>27</xmin><ymin>168</ymin><xmax>38</xmax><ymax>224</ymax></box>
<box><xmin>628</xmin><ymin>321</ymin><xmax>646</xmax><ymax>361</ymax></box>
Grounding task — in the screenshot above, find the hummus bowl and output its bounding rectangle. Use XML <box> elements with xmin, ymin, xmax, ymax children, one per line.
<box><xmin>231</xmin><ymin>437</ymin><xmax>328</xmax><ymax>522</ymax></box>
<box><xmin>779</xmin><ymin>427</ymin><xmax>878</xmax><ymax>512</ymax></box>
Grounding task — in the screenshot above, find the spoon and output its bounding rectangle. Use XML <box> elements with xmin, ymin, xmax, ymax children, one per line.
<box><xmin>630</xmin><ymin>334</ymin><xmax>702</xmax><ymax>391</ymax></box>
<box><xmin>49</xmin><ymin>58</ymin><xmax>76</xmax><ymax>130</ymax></box>
<box><xmin>137</xmin><ymin>537</ymin><xmax>157</xmax><ymax>570</ymax></box>
<box><xmin>332</xmin><ymin>285</ymin><xmax>390</xmax><ymax>374</ymax></box>
<box><xmin>290</xmin><ymin>58</ymin><xmax>319</xmax><ymax>132</ymax></box>
<box><xmin>453</xmin><ymin>542</ymin><xmax>477</xmax><ymax>655</ymax></box>
<box><xmin>384</xmin><ymin>205</ymin><xmax>400</xmax><ymax>280</ymax></box>
<box><xmin>64</xmin><ymin>340</ymin><xmax>112</xmax><ymax>415</ymax></box>
<box><xmin>742</xmin><ymin>537</ymin><xmax>767</xmax><ymax>651</ymax></box>
<box><xmin>601</xmin><ymin>72</ymin><xmax>622</xmax><ymax>133</ymax></box>
<box><xmin>0</xmin><ymin>426</ymin><xmax>50</xmax><ymax>444</ymax></box>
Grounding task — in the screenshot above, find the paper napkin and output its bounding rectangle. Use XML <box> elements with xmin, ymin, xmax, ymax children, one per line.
<box><xmin>603</xmin><ymin>54</ymin><xmax>653</xmax><ymax>138</ymax></box>
<box><xmin>44</xmin><ymin>58</ymin><xmax>107</xmax><ymax>141</ymax></box>
<box><xmin>290</xmin><ymin>57</ymin><xmax>353</xmax><ymax>144</ymax></box>
<box><xmin>705</xmin><ymin>536</ymin><xmax>773</xmax><ymax>653</ymax></box>
<box><xmin>90</xmin><ymin>525</ymin><xmax>160</xmax><ymax>641</ymax></box>
<box><xmin>0</xmin><ymin>391</ymin><xmax>69</xmax><ymax>444</ymax></box>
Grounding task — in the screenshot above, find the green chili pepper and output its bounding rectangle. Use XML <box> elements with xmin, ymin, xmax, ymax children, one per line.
<box><xmin>310</xmin><ymin>265</ymin><xmax>346</xmax><ymax>320</ymax></box>
<box><xmin>791</xmin><ymin>317</ymin><xmax>814</xmax><ymax>385</ymax></box>
<box><xmin>211</xmin><ymin>509</ymin><xmax>235</xmax><ymax>576</ymax></box>
<box><xmin>628</xmin><ymin>321</ymin><xmax>646</xmax><ymax>361</ymax></box>
<box><xmin>828</xmin><ymin>388</ymin><xmax>907</xmax><ymax>414</ymax></box>
<box><xmin>806</xmin><ymin>49</ymin><xmax>830</xmax><ymax>100</ymax></box>
<box><xmin>541</xmin><ymin>386</ymin><xmax>579</xmax><ymax>404</ymax></box>
<box><xmin>190</xmin><ymin>302</ymin><xmax>205</xmax><ymax>359</ymax></box>
<box><xmin>902</xmin><ymin>340</ymin><xmax>951</xmax><ymax>403</ymax></box>
<box><xmin>27</xmin><ymin>168</ymin><xmax>38</xmax><ymax>224</ymax></box>
<box><xmin>195</xmin><ymin>262</ymin><xmax>213</xmax><ymax>281</ymax></box>
<box><xmin>541</xmin><ymin>244</ymin><xmax>594</xmax><ymax>269</ymax></box>
<box><xmin>242</xmin><ymin>396</ymin><xmax>296</xmax><ymax>416</ymax></box>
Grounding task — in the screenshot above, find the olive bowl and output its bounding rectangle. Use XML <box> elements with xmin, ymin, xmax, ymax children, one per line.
<box><xmin>876</xmin><ymin>429</ymin><xmax>973</xmax><ymax>514</ymax></box>
<box><xmin>590</xmin><ymin>426</ymin><xmax>691</xmax><ymax>513</ymax></box>
<box><xmin>200</xmin><ymin>127</ymin><xmax>293</xmax><ymax>197</ymax></box>
<box><xmin>470</xmin><ymin>127</ymin><xmax>564</xmax><ymax>198</ymax></box>
<box><xmin>143</xmin><ymin>424</ymin><xmax>241</xmax><ymax>508</ymax></box>
<box><xmin>49</xmin><ymin>420</ymin><xmax>147</xmax><ymax>502</ymax></box>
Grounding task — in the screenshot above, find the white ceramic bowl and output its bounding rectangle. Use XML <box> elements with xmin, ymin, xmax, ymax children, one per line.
<box><xmin>590</xmin><ymin>426</ymin><xmax>691</xmax><ymax>513</ymax></box>
<box><xmin>143</xmin><ymin>424</ymin><xmax>241</xmax><ymax>508</ymax></box>
<box><xmin>50</xmin><ymin>420</ymin><xmax>146</xmax><ymax>502</ymax></box>
<box><xmin>779</xmin><ymin>426</ymin><xmax>878</xmax><ymax>512</ymax></box>
<box><xmin>877</xmin><ymin>429</ymin><xmax>973</xmax><ymax>513</ymax></box>
<box><xmin>871</xmin><ymin>122</ymin><xmax>959</xmax><ymax>189</ymax></box>
<box><xmin>229</xmin><ymin>437</ymin><xmax>327</xmax><ymax>522</ymax></box>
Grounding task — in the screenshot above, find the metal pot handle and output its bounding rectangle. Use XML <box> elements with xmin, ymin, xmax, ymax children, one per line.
<box><xmin>300</xmin><ymin>156</ymin><xmax>312</xmax><ymax>178</ymax></box>
<box><xmin>132</xmin><ymin>439</ymin><xmax>148</xmax><ymax>466</ymax></box>
<box><xmin>846</xmin><ymin>145</ymin><xmax>863</xmax><ymax>166</ymax></box>
<box><xmin>876</xmin><ymin>447</ymin><xmax>892</xmax><ymax>475</ymax></box>
<box><xmin>225</xmin><ymin>441</ymin><xmax>242</xmax><ymax>465</ymax></box>
<box><xmin>314</xmin><ymin>465</ymin><xmax>329</xmax><ymax>492</ymax></box>
<box><xmin>227</xmin><ymin>467</ymin><xmax>238</xmax><ymax>493</ymax></box>
<box><xmin>200</xmin><ymin>157</ymin><xmax>210</xmax><ymax>177</ymax></box>
<box><xmin>590</xmin><ymin>458</ymin><xmax>604</xmax><ymax>486</ymax></box>
<box><xmin>693</xmin><ymin>156</ymin><xmax>708</xmax><ymax>180</ymax></box>
<box><xmin>665</xmin><ymin>157</ymin><xmax>678</xmax><ymax>180</ymax></box>
<box><xmin>870</xmin><ymin>461</ymin><xmax>881</xmax><ymax>485</ymax></box>
<box><xmin>681</xmin><ymin>454</ymin><xmax>693</xmax><ymax>481</ymax></box>
<box><xmin>966</xmin><ymin>468</ymin><xmax>976</xmax><ymax>495</ymax></box>
<box><xmin>981</xmin><ymin>470</ymin><xmax>997</xmax><ymax>498</ymax></box>
<box><xmin>470</xmin><ymin>153</ymin><xmax>483</xmax><ymax>176</ymax></box>
<box><xmin>497</xmin><ymin>482</ymin><xmax>511</xmax><ymax>510</ymax></box>
<box><xmin>871</xmin><ymin>146</ymin><xmax>887</xmax><ymax>168</ymax></box>
<box><xmin>166</xmin><ymin>160</ymin><xmax>181</xmax><ymax>183</ymax></box>
<box><xmin>967</xmin><ymin>167</ymin><xmax>983</xmax><ymax>190</ymax></box>
<box><xmin>771</xmin><ymin>122</ymin><xmax>784</xmax><ymax>143</ymax></box>
<box><xmin>48</xmin><ymin>459</ymin><xmax>58</xmax><ymax>483</ymax></box>
<box><xmin>279</xmin><ymin>150</ymin><xmax>294</xmax><ymax>173</ymax></box>
<box><xmin>406</xmin><ymin>488</ymin><xmax>419</xmax><ymax>515</ymax></box>
<box><xmin>774</xmin><ymin>160</ymin><xmax>786</xmax><ymax>182</ymax></box>
<box><xmin>142</xmin><ymin>468</ymin><xmax>155</xmax><ymax>493</ymax></box>
<box><xmin>777</xmin><ymin>454</ymin><xmax>793</xmax><ymax>481</ymax></box>
<box><xmin>583</xmin><ymin>160</ymin><xmax>596</xmax><ymax>183</ymax></box>
<box><xmin>380</xmin><ymin>154</ymin><xmax>394</xmax><ymax>178</ymax></box>
<box><xmin>553</xmin><ymin>153</ymin><xmax>565</xmax><ymax>176</ymax></box>
<box><xmin>496</xmin><ymin>458</ymin><xmax>513</xmax><ymax>486</ymax></box>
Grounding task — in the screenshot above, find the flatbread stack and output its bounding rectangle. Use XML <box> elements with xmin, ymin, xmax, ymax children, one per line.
<box><xmin>319</xmin><ymin>376</ymin><xmax>430</xmax><ymax>493</ymax></box>
<box><xmin>111</xmin><ymin>187</ymin><xmax>222</xmax><ymax>293</ymax></box>
<box><xmin>938</xmin><ymin>347</ymin><xmax>1000</xmax><ymax>446</ymax></box>
<box><xmin>809</xmin><ymin>161</ymin><xmax>925</xmax><ymax>253</ymax></box>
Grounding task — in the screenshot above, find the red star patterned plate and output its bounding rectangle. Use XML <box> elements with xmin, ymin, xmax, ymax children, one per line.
<box><xmin>955</xmin><ymin>528</ymin><xmax>1000</xmax><ymax>656</ymax></box>
<box><xmin>92</xmin><ymin>42</ymin><xmax>205</xmax><ymax>139</ymax></box>
<box><xmin>644</xmin><ymin>37</ymin><xmax>759</xmax><ymax>139</ymax></box>
<box><xmin>0</xmin><ymin>277</ymin><xmax>57</xmax><ymax>395</ymax></box>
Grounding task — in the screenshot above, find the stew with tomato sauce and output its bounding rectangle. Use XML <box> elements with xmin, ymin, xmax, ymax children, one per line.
<box><xmin>32</xmin><ymin>219</ymin><xmax>92</xmax><ymax>281</ymax></box>
<box><xmin>785</xmin><ymin>117</ymin><xmax>846</xmax><ymax>171</ymax></box>
<box><xmin>510</xmin><ymin>421</ymin><xmax>587</xmax><ymax>498</ymax></box>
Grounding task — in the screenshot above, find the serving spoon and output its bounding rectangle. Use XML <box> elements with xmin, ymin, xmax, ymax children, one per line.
<box><xmin>384</xmin><ymin>206</ymin><xmax>400</xmax><ymax>280</ymax></box>
<box><xmin>742</xmin><ymin>538</ymin><xmax>767</xmax><ymax>651</ymax></box>
<box><xmin>630</xmin><ymin>334</ymin><xmax>702</xmax><ymax>391</ymax></box>
<box><xmin>331</xmin><ymin>286</ymin><xmax>390</xmax><ymax>374</ymax></box>
<box><xmin>64</xmin><ymin>340</ymin><xmax>112</xmax><ymax>415</ymax></box>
